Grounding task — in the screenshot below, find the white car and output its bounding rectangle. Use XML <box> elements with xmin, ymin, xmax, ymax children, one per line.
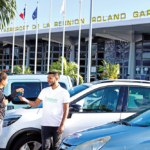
<box><xmin>5</xmin><ymin>74</ymin><xmax>72</xmax><ymax>110</ymax></box>
<box><xmin>1</xmin><ymin>79</ymin><xmax>150</xmax><ymax>150</ymax></box>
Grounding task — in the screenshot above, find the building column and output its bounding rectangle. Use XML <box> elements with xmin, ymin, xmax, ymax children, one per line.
<box><xmin>69</xmin><ymin>45</ymin><xmax>75</xmax><ymax>62</ymax></box>
<box><xmin>128</xmin><ymin>32</ymin><xmax>135</xmax><ymax>79</ymax></box>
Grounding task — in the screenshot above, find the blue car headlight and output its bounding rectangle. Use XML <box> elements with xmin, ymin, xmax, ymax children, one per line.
<box><xmin>73</xmin><ymin>136</ymin><xmax>111</xmax><ymax>150</ymax></box>
<box><xmin>3</xmin><ymin>115</ymin><xmax>22</xmax><ymax>127</ymax></box>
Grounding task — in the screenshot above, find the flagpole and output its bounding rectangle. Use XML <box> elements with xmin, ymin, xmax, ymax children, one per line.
<box><xmin>23</xmin><ymin>4</ymin><xmax>27</xmax><ymax>74</ymax></box>
<box><xmin>77</xmin><ymin>0</ymin><xmax>82</xmax><ymax>85</ymax></box>
<box><xmin>47</xmin><ymin>0</ymin><xmax>52</xmax><ymax>73</ymax></box>
<box><xmin>11</xmin><ymin>19</ymin><xmax>15</xmax><ymax>73</ymax></box>
<box><xmin>87</xmin><ymin>0</ymin><xmax>93</xmax><ymax>82</ymax></box>
<box><xmin>61</xmin><ymin>0</ymin><xmax>66</xmax><ymax>75</ymax></box>
<box><xmin>34</xmin><ymin>2</ymin><xmax>39</xmax><ymax>74</ymax></box>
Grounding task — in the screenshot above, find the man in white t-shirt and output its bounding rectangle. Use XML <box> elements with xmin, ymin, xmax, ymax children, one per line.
<box><xmin>18</xmin><ymin>71</ymin><xmax>70</xmax><ymax>150</ymax></box>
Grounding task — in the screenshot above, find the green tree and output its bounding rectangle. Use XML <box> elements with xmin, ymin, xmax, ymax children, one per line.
<box><xmin>0</xmin><ymin>0</ymin><xmax>17</xmax><ymax>30</ymax></box>
<box><xmin>13</xmin><ymin>65</ymin><xmax>32</xmax><ymax>74</ymax></box>
<box><xmin>98</xmin><ymin>60</ymin><xmax>120</xmax><ymax>79</ymax></box>
<box><xmin>50</xmin><ymin>57</ymin><xmax>84</xmax><ymax>84</ymax></box>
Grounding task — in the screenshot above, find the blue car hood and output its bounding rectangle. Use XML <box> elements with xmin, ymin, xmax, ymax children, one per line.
<box><xmin>63</xmin><ymin>123</ymin><xmax>134</xmax><ymax>146</ymax></box>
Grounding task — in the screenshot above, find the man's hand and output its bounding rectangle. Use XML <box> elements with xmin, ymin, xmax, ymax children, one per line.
<box><xmin>3</xmin><ymin>99</ymin><xmax>8</xmax><ymax>105</ymax></box>
<box><xmin>57</xmin><ymin>103</ymin><xmax>69</xmax><ymax>135</ymax></box>
<box><xmin>18</xmin><ymin>96</ymin><xmax>42</xmax><ymax>107</ymax></box>
<box><xmin>16</xmin><ymin>88</ymin><xmax>24</xmax><ymax>93</ymax></box>
<box><xmin>57</xmin><ymin>124</ymin><xmax>64</xmax><ymax>135</ymax></box>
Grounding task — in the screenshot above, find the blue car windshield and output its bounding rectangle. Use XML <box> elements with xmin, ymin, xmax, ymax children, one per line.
<box><xmin>68</xmin><ymin>84</ymin><xmax>89</xmax><ymax>97</ymax></box>
<box><xmin>123</xmin><ymin>108</ymin><xmax>150</xmax><ymax>127</ymax></box>
<box><xmin>31</xmin><ymin>84</ymin><xmax>90</xmax><ymax>109</ymax></box>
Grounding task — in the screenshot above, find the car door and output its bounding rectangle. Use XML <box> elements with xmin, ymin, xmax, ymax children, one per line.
<box><xmin>64</xmin><ymin>86</ymin><xmax>124</xmax><ymax>137</ymax></box>
<box><xmin>121</xmin><ymin>86</ymin><xmax>150</xmax><ymax>120</ymax></box>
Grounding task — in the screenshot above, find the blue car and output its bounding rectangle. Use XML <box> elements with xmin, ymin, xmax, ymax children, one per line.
<box><xmin>59</xmin><ymin>108</ymin><xmax>150</xmax><ymax>150</ymax></box>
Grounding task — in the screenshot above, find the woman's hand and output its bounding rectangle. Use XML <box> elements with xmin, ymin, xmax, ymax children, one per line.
<box><xmin>3</xmin><ymin>98</ymin><xmax>8</xmax><ymax>105</ymax></box>
<box><xmin>16</xmin><ymin>88</ymin><xmax>24</xmax><ymax>93</ymax></box>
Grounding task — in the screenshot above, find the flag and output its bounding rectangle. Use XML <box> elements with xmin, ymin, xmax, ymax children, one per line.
<box><xmin>32</xmin><ymin>8</ymin><xmax>37</xmax><ymax>20</ymax></box>
<box><xmin>19</xmin><ymin>8</ymin><xmax>25</xmax><ymax>20</ymax></box>
<box><xmin>60</xmin><ymin>0</ymin><xmax>65</xmax><ymax>16</ymax></box>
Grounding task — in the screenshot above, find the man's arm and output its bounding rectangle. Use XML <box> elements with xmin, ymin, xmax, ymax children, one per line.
<box><xmin>57</xmin><ymin>103</ymin><xmax>69</xmax><ymax>134</ymax></box>
<box><xmin>18</xmin><ymin>96</ymin><xmax>42</xmax><ymax>107</ymax></box>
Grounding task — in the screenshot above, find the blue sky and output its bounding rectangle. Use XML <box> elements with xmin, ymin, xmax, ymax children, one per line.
<box><xmin>5</xmin><ymin>0</ymin><xmax>150</xmax><ymax>31</ymax></box>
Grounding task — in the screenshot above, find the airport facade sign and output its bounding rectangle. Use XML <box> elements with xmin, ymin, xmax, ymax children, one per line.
<box><xmin>2</xmin><ymin>9</ymin><xmax>150</xmax><ymax>33</ymax></box>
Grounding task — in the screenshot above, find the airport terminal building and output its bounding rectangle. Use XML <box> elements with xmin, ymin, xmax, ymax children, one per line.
<box><xmin>0</xmin><ymin>17</ymin><xmax>150</xmax><ymax>82</ymax></box>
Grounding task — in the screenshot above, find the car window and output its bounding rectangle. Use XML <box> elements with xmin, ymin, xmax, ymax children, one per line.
<box><xmin>42</xmin><ymin>82</ymin><xmax>67</xmax><ymax>89</ymax></box>
<box><xmin>11</xmin><ymin>82</ymin><xmax>41</xmax><ymax>102</ymax></box>
<box><xmin>74</xmin><ymin>87</ymin><xmax>121</xmax><ymax>112</ymax></box>
<box><xmin>7</xmin><ymin>105</ymin><xmax>14</xmax><ymax>110</ymax></box>
<box><xmin>127</xmin><ymin>87</ymin><xmax>150</xmax><ymax>112</ymax></box>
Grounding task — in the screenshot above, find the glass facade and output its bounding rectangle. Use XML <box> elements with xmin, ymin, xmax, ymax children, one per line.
<box><xmin>29</xmin><ymin>41</ymin><xmax>70</xmax><ymax>73</ymax></box>
<box><xmin>112</xmin><ymin>40</ymin><xmax>129</xmax><ymax>79</ymax></box>
<box><xmin>75</xmin><ymin>38</ymin><xmax>130</xmax><ymax>81</ymax></box>
<box><xmin>0</xmin><ymin>41</ymin><xmax>70</xmax><ymax>74</ymax></box>
<box><xmin>0</xmin><ymin>44</ymin><xmax>26</xmax><ymax>72</ymax></box>
<box><xmin>0</xmin><ymin>37</ymin><xmax>129</xmax><ymax>82</ymax></box>
<box><xmin>135</xmin><ymin>36</ymin><xmax>150</xmax><ymax>80</ymax></box>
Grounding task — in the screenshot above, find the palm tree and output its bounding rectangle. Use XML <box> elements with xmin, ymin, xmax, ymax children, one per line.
<box><xmin>0</xmin><ymin>0</ymin><xmax>16</xmax><ymax>30</ymax></box>
<box><xmin>98</xmin><ymin>60</ymin><xmax>120</xmax><ymax>79</ymax></box>
<box><xmin>50</xmin><ymin>57</ymin><xmax>84</xmax><ymax>84</ymax></box>
<box><xmin>13</xmin><ymin>65</ymin><xmax>32</xmax><ymax>74</ymax></box>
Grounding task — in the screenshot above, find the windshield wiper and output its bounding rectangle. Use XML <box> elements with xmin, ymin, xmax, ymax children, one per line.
<box><xmin>121</xmin><ymin>121</ymin><xmax>132</xmax><ymax>126</ymax></box>
<box><xmin>112</xmin><ymin>121</ymin><xmax>121</xmax><ymax>124</ymax></box>
<box><xmin>112</xmin><ymin>121</ymin><xmax>132</xmax><ymax>126</ymax></box>
<box><xmin>136</xmin><ymin>125</ymin><xmax>149</xmax><ymax>127</ymax></box>
<box><xmin>23</xmin><ymin>106</ymin><xmax>32</xmax><ymax>109</ymax></box>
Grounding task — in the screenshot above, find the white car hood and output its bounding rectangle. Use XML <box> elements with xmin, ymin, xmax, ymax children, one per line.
<box><xmin>5</xmin><ymin>107</ymin><xmax>40</xmax><ymax>117</ymax></box>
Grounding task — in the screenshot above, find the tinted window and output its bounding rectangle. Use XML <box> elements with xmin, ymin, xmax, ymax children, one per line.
<box><xmin>42</xmin><ymin>82</ymin><xmax>67</xmax><ymax>90</ymax></box>
<box><xmin>11</xmin><ymin>82</ymin><xmax>41</xmax><ymax>103</ymax></box>
<box><xmin>42</xmin><ymin>82</ymin><xmax>49</xmax><ymax>89</ymax></box>
<box><xmin>74</xmin><ymin>87</ymin><xmax>121</xmax><ymax>112</ymax></box>
<box><xmin>127</xmin><ymin>87</ymin><xmax>150</xmax><ymax>112</ymax></box>
<box><xmin>59</xmin><ymin>82</ymin><xmax>67</xmax><ymax>89</ymax></box>
<box><xmin>99</xmin><ymin>87</ymin><xmax>120</xmax><ymax>112</ymax></box>
<box><xmin>68</xmin><ymin>85</ymin><xmax>89</xmax><ymax>97</ymax></box>
<box><xmin>7</xmin><ymin>105</ymin><xmax>14</xmax><ymax>110</ymax></box>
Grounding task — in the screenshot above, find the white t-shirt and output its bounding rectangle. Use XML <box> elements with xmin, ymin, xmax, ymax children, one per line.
<box><xmin>38</xmin><ymin>85</ymin><xmax>70</xmax><ymax>126</ymax></box>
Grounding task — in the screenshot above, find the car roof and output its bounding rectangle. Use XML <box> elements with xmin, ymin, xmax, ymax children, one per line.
<box><xmin>7</xmin><ymin>74</ymin><xmax>69</xmax><ymax>80</ymax></box>
<box><xmin>90</xmin><ymin>79</ymin><xmax>150</xmax><ymax>85</ymax></box>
